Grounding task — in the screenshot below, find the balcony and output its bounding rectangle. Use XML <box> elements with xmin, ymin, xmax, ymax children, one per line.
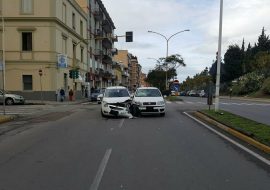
<box><xmin>94</xmin><ymin>29</ymin><xmax>103</xmax><ymax>38</ymax></box>
<box><xmin>102</xmin><ymin>37</ymin><xmax>112</xmax><ymax>49</ymax></box>
<box><xmin>102</xmin><ymin>19</ymin><xmax>112</xmax><ymax>33</ymax></box>
<box><xmin>93</xmin><ymin>8</ymin><xmax>103</xmax><ymax>21</ymax></box>
<box><xmin>102</xmin><ymin>54</ymin><xmax>113</xmax><ymax>65</ymax></box>
<box><xmin>94</xmin><ymin>49</ymin><xmax>103</xmax><ymax>58</ymax></box>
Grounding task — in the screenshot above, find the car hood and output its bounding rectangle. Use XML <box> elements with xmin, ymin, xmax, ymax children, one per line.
<box><xmin>133</xmin><ymin>96</ymin><xmax>164</xmax><ymax>102</ymax></box>
<box><xmin>103</xmin><ymin>97</ymin><xmax>131</xmax><ymax>104</ymax></box>
<box><xmin>5</xmin><ymin>93</ymin><xmax>24</xmax><ymax>99</ymax></box>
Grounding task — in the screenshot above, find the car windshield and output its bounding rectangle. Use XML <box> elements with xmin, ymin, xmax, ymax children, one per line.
<box><xmin>104</xmin><ymin>89</ymin><xmax>129</xmax><ymax>97</ymax></box>
<box><xmin>135</xmin><ymin>89</ymin><xmax>162</xmax><ymax>97</ymax></box>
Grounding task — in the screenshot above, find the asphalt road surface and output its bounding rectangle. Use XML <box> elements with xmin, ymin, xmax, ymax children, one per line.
<box><xmin>0</xmin><ymin>102</ymin><xmax>269</xmax><ymax>190</ymax></box>
<box><xmin>180</xmin><ymin>96</ymin><xmax>270</xmax><ymax>125</ymax></box>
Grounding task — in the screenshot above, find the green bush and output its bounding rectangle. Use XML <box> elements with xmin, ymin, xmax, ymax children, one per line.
<box><xmin>232</xmin><ymin>72</ymin><xmax>264</xmax><ymax>95</ymax></box>
<box><xmin>262</xmin><ymin>77</ymin><xmax>270</xmax><ymax>95</ymax></box>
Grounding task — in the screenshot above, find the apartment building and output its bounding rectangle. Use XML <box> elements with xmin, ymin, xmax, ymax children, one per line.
<box><xmin>112</xmin><ymin>50</ymin><xmax>131</xmax><ymax>88</ymax></box>
<box><xmin>86</xmin><ymin>0</ymin><xmax>116</xmax><ymax>89</ymax></box>
<box><xmin>130</xmin><ymin>55</ymin><xmax>141</xmax><ymax>91</ymax></box>
<box><xmin>0</xmin><ymin>0</ymin><xmax>88</xmax><ymax>100</ymax></box>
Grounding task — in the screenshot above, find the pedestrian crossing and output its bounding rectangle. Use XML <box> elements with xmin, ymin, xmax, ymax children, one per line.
<box><xmin>169</xmin><ymin>101</ymin><xmax>270</xmax><ymax>107</ymax></box>
<box><xmin>0</xmin><ymin>105</ymin><xmax>55</xmax><ymax>115</ymax></box>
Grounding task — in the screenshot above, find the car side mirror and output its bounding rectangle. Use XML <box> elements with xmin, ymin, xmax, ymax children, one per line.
<box><xmin>98</xmin><ymin>94</ymin><xmax>103</xmax><ymax>101</ymax></box>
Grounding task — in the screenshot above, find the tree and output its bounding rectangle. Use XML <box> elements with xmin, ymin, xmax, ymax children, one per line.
<box><xmin>257</xmin><ymin>27</ymin><xmax>270</xmax><ymax>52</ymax></box>
<box><xmin>223</xmin><ymin>44</ymin><xmax>243</xmax><ymax>82</ymax></box>
<box><xmin>148</xmin><ymin>54</ymin><xmax>186</xmax><ymax>90</ymax></box>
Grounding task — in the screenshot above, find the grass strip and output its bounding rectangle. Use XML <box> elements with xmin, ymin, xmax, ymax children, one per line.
<box><xmin>165</xmin><ymin>96</ymin><xmax>183</xmax><ymax>102</ymax></box>
<box><xmin>200</xmin><ymin>110</ymin><xmax>270</xmax><ymax>147</ymax></box>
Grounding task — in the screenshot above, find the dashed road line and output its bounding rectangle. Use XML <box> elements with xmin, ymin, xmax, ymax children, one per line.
<box><xmin>89</xmin><ymin>149</ymin><xmax>112</xmax><ymax>190</ymax></box>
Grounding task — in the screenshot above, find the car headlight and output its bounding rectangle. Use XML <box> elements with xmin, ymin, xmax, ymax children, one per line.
<box><xmin>103</xmin><ymin>101</ymin><xmax>109</xmax><ymax>107</ymax></box>
<box><xmin>157</xmin><ymin>101</ymin><xmax>165</xmax><ymax>105</ymax></box>
<box><xmin>134</xmin><ymin>101</ymin><xmax>142</xmax><ymax>106</ymax></box>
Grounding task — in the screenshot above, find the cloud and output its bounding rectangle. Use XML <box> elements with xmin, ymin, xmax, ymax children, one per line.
<box><xmin>102</xmin><ymin>0</ymin><xmax>270</xmax><ymax>82</ymax></box>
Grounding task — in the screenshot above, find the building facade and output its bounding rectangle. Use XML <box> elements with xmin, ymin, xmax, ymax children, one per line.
<box><xmin>0</xmin><ymin>0</ymin><xmax>89</xmax><ymax>100</ymax></box>
<box><xmin>0</xmin><ymin>0</ymin><xmax>117</xmax><ymax>100</ymax></box>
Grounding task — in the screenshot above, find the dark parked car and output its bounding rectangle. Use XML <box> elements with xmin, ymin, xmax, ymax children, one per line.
<box><xmin>90</xmin><ymin>88</ymin><xmax>105</xmax><ymax>101</ymax></box>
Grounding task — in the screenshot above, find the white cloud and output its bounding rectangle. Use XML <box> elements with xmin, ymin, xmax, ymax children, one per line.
<box><xmin>102</xmin><ymin>0</ymin><xmax>270</xmax><ymax>82</ymax></box>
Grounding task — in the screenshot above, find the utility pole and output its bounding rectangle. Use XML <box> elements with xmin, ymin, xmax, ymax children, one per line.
<box><xmin>215</xmin><ymin>0</ymin><xmax>223</xmax><ymax>111</ymax></box>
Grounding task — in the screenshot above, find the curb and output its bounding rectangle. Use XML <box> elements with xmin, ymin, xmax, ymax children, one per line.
<box><xmin>194</xmin><ymin>111</ymin><xmax>270</xmax><ymax>154</ymax></box>
<box><xmin>0</xmin><ymin>115</ymin><xmax>17</xmax><ymax>124</ymax></box>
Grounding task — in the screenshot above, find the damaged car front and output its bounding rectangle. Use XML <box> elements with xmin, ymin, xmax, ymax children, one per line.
<box><xmin>101</xmin><ymin>86</ymin><xmax>132</xmax><ymax>118</ymax></box>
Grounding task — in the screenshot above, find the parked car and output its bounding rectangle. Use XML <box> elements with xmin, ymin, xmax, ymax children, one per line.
<box><xmin>188</xmin><ymin>90</ymin><xmax>199</xmax><ymax>97</ymax></box>
<box><xmin>100</xmin><ymin>86</ymin><xmax>131</xmax><ymax>117</ymax></box>
<box><xmin>90</xmin><ymin>88</ymin><xmax>105</xmax><ymax>101</ymax></box>
<box><xmin>199</xmin><ymin>90</ymin><xmax>206</xmax><ymax>97</ymax></box>
<box><xmin>0</xmin><ymin>90</ymin><xmax>25</xmax><ymax>105</ymax></box>
<box><xmin>131</xmin><ymin>87</ymin><xmax>165</xmax><ymax>116</ymax></box>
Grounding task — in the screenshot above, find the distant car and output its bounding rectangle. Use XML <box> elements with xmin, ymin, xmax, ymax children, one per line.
<box><xmin>90</xmin><ymin>88</ymin><xmax>105</xmax><ymax>102</ymax></box>
<box><xmin>199</xmin><ymin>90</ymin><xmax>206</xmax><ymax>97</ymax></box>
<box><xmin>188</xmin><ymin>90</ymin><xmax>198</xmax><ymax>97</ymax></box>
<box><xmin>0</xmin><ymin>90</ymin><xmax>25</xmax><ymax>105</ymax></box>
<box><xmin>131</xmin><ymin>87</ymin><xmax>165</xmax><ymax>116</ymax></box>
<box><xmin>101</xmin><ymin>86</ymin><xmax>131</xmax><ymax>117</ymax></box>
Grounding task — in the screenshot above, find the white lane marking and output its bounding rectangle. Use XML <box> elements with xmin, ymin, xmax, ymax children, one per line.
<box><xmin>176</xmin><ymin>101</ymin><xmax>184</xmax><ymax>104</ymax></box>
<box><xmin>183</xmin><ymin>112</ymin><xmax>270</xmax><ymax>166</ymax></box>
<box><xmin>118</xmin><ymin>119</ymin><xmax>125</xmax><ymax>128</ymax></box>
<box><xmin>166</xmin><ymin>101</ymin><xmax>172</xmax><ymax>104</ymax></box>
<box><xmin>90</xmin><ymin>149</ymin><xmax>112</xmax><ymax>190</ymax></box>
<box><xmin>186</xmin><ymin>101</ymin><xmax>193</xmax><ymax>104</ymax></box>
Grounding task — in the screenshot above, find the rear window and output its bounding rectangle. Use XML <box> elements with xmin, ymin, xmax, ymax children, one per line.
<box><xmin>135</xmin><ymin>89</ymin><xmax>162</xmax><ymax>97</ymax></box>
<box><xmin>104</xmin><ymin>88</ymin><xmax>129</xmax><ymax>97</ymax></box>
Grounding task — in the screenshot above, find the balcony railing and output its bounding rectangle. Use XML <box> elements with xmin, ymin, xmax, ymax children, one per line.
<box><xmin>93</xmin><ymin>8</ymin><xmax>103</xmax><ymax>21</ymax></box>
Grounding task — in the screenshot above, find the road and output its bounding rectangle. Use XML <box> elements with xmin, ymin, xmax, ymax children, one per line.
<box><xmin>0</xmin><ymin>102</ymin><xmax>269</xmax><ymax>190</ymax></box>
<box><xmin>180</xmin><ymin>96</ymin><xmax>270</xmax><ymax>125</ymax></box>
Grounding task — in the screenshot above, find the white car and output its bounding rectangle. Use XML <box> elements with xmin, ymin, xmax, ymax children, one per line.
<box><xmin>0</xmin><ymin>90</ymin><xmax>25</xmax><ymax>105</ymax></box>
<box><xmin>101</xmin><ymin>86</ymin><xmax>131</xmax><ymax>117</ymax></box>
<box><xmin>132</xmin><ymin>87</ymin><xmax>165</xmax><ymax>116</ymax></box>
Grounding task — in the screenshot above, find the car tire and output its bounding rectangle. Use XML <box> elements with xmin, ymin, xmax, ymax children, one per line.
<box><xmin>160</xmin><ymin>113</ymin><xmax>165</xmax><ymax>117</ymax></box>
<box><xmin>101</xmin><ymin>109</ymin><xmax>106</xmax><ymax>118</ymax></box>
<box><xmin>5</xmin><ymin>98</ymin><xmax>14</xmax><ymax>105</ymax></box>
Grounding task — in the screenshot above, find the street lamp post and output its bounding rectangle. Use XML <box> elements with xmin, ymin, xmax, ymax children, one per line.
<box><xmin>215</xmin><ymin>0</ymin><xmax>223</xmax><ymax>111</ymax></box>
<box><xmin>148</xmin><ymin>29</ymin><xmax>190</xmax><ymax>89</ymax></box>
<box><xmin>1</xmin><ymin>14</ymin><xmax>6</xmax><ymax>115</ymax></box>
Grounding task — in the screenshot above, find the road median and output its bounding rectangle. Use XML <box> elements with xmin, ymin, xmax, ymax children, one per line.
<box><xmin>0</xmin><ymin>115</ymin><xmax>16</xmax><ymax>125</ymax></box>
<box><xmin>194</xmin><ymin>110</ymin><xmax>270</xmax><ymax>154</ymax></box>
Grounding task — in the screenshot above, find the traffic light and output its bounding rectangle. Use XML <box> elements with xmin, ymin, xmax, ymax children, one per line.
<box><xmin>74</xmin><ymin>70</ymin><xmax>79</xmax><ymax>79</ymax></box>
<box><xmin>69</xmin><ymin>70</ymin><xmax>73</xmax><ymax>79</ymax></box>
<box><xmin>126</xmin><ymin>31</ymin><xmax>133</xmax><ymax>42</ymax></box>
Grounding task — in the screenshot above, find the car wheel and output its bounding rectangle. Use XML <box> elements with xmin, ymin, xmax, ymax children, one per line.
<box><xmin>101</xmin><ymin>109</ymin><xmax>106</xmax><ymax>118</ymax></box>
<box><xmin>160</xmin><ymin>113</ymin><xmax>165</xmax><ymax>117</ymax></box>
<box><xmin>5</xmin><ymin>98</ymin><xmax>14</xmax><ymax>105</ymax></box>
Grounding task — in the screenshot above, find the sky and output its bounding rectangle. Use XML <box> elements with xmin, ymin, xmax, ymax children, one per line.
<box><xmin>101</xmin><ymin>0</ymin><xmax>270</xmax><ymax>82</ymax></box>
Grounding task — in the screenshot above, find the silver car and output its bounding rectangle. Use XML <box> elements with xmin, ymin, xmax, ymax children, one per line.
<box><xmin>0</xmin><ymin>90</ymin><xmax>25</xmax><ymax>105</ymax></box>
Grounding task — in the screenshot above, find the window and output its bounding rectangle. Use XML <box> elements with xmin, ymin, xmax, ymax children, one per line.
<box><xmin>23</xmin><ymin>75</ymin><xmax>32</xmax><ymax>90</ymax></box>
<box><xmin>72</xmin><ymin>12</ymin><xmax>76</xmax><ymax>29</ymax></box>
<box><xmin>80</xmin><ymin>20</ymin><xmax>83</xmax><ymax>36</ymax></box>
<box><xmin>21</xmin><ymin>0</ymin><xmax>33</xmax><ymax>14</ymax></box>
<box><xmin>22</xmin><ymin>32</ymin><xmax>32</xmax><ymax>51</ymax></box>
<box><xmin>81</xmin><ymin>47</ymin><xmax>84</xmax><ymax>62</ymax></box>
<box><xmin>62</xmin><ymin>3</ymin><xmax>67</xmax><ymax>24</ymax></box>
<box><xmin>62</xmin><ymin>36</ymin><xmax>67</xmax><ymax>54</ymax></box>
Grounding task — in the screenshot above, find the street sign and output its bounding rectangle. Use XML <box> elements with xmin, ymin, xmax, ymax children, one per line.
<box><xmin>38</xmin><ymin>69</ymin><xmax>43</xmax><ymax>76</ymax></box>
<box><xmin>57</xmin><ymin>54</ymin><xmax>68</xmax><ymax>68</ymax></box>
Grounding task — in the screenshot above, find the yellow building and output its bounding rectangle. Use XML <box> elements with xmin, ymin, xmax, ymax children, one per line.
<box><xmin>0</xmin><ymin>0</ymin><xmax>88</xmax><ymax>100</ymax></box>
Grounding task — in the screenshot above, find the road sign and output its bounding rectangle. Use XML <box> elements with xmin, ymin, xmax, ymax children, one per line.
<box><xmin>38</xmin><ymin>69</ymin><xmax>43</xmax><ymax>76</ymax></box>
<box><xmin>58</xmin><ymin>54</ymin><xmax>68</xmax><ymax>68</ymax></box>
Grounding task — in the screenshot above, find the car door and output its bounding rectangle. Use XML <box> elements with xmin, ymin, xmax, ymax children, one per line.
<box><xmin>0</xmin><ymin>90</ymin><xmax>3</xmax><ymax>103</ymax></box>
